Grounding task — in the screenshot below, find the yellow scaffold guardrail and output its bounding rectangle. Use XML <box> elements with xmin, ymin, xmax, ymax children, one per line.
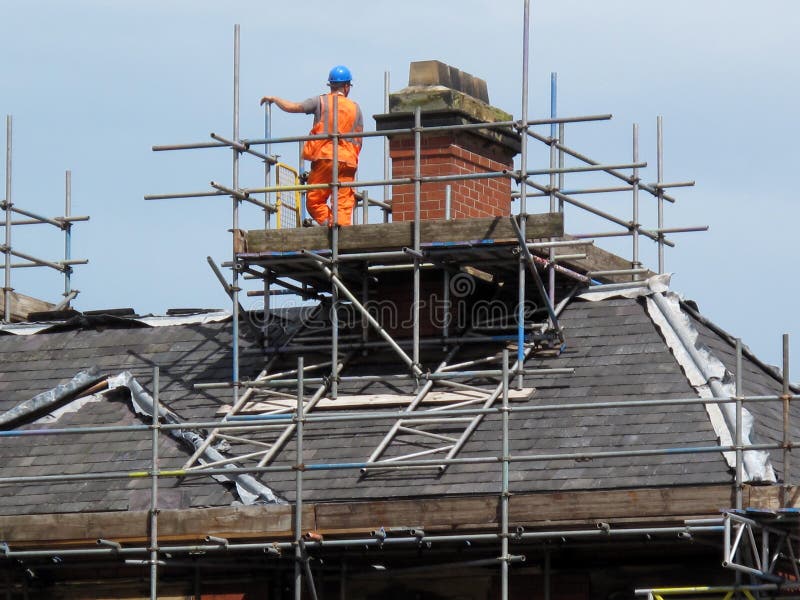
<box><xmin>646</xmin><ymin>587</ymin><xmax>758</xmax><ymax>600</ymax></box>
<box><xmin>275</xmin><ymin>162</ymin><xmax>302</xmax><ymax>229</ymax></box>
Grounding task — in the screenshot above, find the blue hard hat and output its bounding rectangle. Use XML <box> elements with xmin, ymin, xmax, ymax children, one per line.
<box><xmin>328</xmin><ymin>65</ymin><xmax>352</xmax><ymax>84</ymax></box>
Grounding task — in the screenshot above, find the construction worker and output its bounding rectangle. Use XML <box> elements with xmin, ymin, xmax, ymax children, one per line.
<box><xmin>260</xmin><ymin>65</ymin><xmax>363</xmax><ymax>227</ymax></box>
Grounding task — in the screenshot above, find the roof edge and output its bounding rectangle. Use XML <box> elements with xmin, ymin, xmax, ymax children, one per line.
<box><xmin>680</xmin><ymin>300</ymin><xmax>799</xmax><ymax>393</ymax></box>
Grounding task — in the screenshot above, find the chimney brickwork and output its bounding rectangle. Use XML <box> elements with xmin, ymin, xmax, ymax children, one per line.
<box><xmin>375</xmin><ymin>60</ymin><xmax>521</xmax><ymax>222</ymax></box>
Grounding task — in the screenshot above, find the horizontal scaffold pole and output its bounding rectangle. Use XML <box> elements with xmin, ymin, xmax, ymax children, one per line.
<box><xmin>0</xmin><ymin>523</ymin><xmax>723</xmax><ymax>560</ymax></box>
<box><xmin>240</xmin><ymin>113</ymin><xmax>613</xmax><ymax>148</ymax></box>
<box><xmin>0</xmin><ymin>202</ymin><xmax>90</xmax><ymax>228</ymax></box>
<box><xmin>209</xmin><ymin>132</ymin><xmax>277</xmax><ymax>164</ymax></box>
<box><xmin>0</xmin><ymin>245</ymin><xmax>69</xmax><ymax>272</ymax></box>
<box><xmin>0</xmin><ymin>442</ymin><xmax>780</xmax><ymax>485</ymax></box>
<box><xmin>144</xmin><ymin>190</ymin><xmax>228</xmax><ymax>201</ymax></box>
<box><xmin>10</xmin><ymin>258</ymin><xmax>87</xmax><ymax>269</ymax></box>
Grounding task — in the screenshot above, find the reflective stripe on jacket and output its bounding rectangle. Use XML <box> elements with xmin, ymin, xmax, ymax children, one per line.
<box><xmin>302</xmin><ymin>93</ymin><xmax>363</xmax><ymax>167</ymax></box>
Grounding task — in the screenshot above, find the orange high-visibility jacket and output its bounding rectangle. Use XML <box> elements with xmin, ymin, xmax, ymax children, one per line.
<box><xmin>302</xmin><ymin>93</ymin><xmax>363</xmax><ymax>168</ymax></box>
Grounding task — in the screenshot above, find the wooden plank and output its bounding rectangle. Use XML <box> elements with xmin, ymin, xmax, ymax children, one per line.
<box><xmin>0</xmin><ymin>485</ymin><xmax>733</xmax><ymax>547</ymax></box>
<box><xmin>242</xmin><ymin>213</ymin><xmax>563</xmax><ymax>254</ymax></box>
<box><xmin>509</xmin><ymin>485</ymin><xmax>733</xmax><ymax>524</ymax></box>
<box><xmin>746</xmin><ymin>484</ymin><xmax>800</xmax><ymax>510</ymax></box>
<box><xmin>217</xmin><ymin>388</ymin><xmax>534</xmax><ymax>414</ymax></box>
<box><xmin>0</xmin><ymin>504</ymin><xmax>313</xmax><ymax>546</ymax></box>
<box><xmin>314</xmin><ymin>486</ymin><xmax>733</xmax><ymax>534</ymax></box>
<box><xmin>315</xmin><ymin>496</ymin><xmax>499</xmax><ymax>535</ymax></box>
<box><xmin>0</xmin><ymin>291</ymin><xmax>55</xmax><ymax>322</ymax></box>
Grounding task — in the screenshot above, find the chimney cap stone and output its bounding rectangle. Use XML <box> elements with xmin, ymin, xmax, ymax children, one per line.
<box><xmin>408</xmin><ymin>60</ymin><xmax>490</xmax><ymax>104</ymax></box>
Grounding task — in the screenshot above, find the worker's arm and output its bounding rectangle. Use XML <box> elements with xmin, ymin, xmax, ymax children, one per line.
<box><xmin>259</xmin><ymin>96</ymin><xmax>306</xmax><ymax>113</ymax></box>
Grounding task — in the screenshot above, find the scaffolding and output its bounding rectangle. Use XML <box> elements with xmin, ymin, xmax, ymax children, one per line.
<box><xmin>143</xmin><ymin>13</ymin><xmax>704</xmax><ymax>481</ymax></box>
<box><xmin>0</xmin><ymin>341</ymin><xmax>796</xmax><ymax>598</ymax></box>
<box><xmin>1</xmin><ymin>115</ymin><xmax>89</xmax><ymax>322</ymax></box>
<box><xmin>0</xmin><ymin>1</ymin><xmax>797</xmax><ymax>599</ymax></box>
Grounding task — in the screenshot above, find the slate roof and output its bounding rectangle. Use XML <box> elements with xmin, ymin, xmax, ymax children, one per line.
<box><xmin>263</xmin><ymin>297</ymin><xmax>734</xmax><ymax>502</ymax></box>
<box><xmin>0</xmin><ymin>296</ymin><xmax>792</xmax><ymax>516</ymax></box>
<box><xmin>688</xmin><ymin>307</ymin><xmax>800</xmax><ymax>486</ymax></box>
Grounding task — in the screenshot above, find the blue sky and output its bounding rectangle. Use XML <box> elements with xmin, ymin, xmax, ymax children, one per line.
<box><xmin>2</xmin><ymin>0</ymin><xmax>798</xmax><ymax>379</ymax></box>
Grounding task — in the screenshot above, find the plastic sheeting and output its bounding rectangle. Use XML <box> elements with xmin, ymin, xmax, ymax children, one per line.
<box><xmin>578</xmin><ymin>275</ymin><xmax>776</xmax><ymax>483</ymax></box>
<box><xmin>577</xmin><ymin>273</ymin><xmax>672</xmax><ymax>302</ymax></box>
<box><xmin>135</xmin><ymin>311</ymin><xmax>230</xmax><ymax>327</ymax></box>
<box><xmin>647</xmin><ymin>292</ymin><xmax>775</xmax><ymax>482</ymax></box>
<box><xmin>0</xmin><ymin>367</ymin><xmax>105</xmax><ymax>428</ymax></box>
<box><xmin>107</xmin><ymin>372</ymin><xmax>285</xmax><ymax>505</ymax></box>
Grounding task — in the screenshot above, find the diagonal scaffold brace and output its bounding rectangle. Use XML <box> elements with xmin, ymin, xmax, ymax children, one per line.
<box><xmin>509</xmin><ymin>215</ymin><xmax>562</xmax><ymax>340</ymax></box>
<box><xmin>303</xmin><ymin>250</ymin><xmax>424</xmax><ymax>378</ymax></box>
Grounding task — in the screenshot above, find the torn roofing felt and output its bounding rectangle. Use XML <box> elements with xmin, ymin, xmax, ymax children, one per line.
<box><xmin>0</xmin><ymin>367</ymin><xmax>106</xmax><ymax>429</ymax></box>
<box><xmin>579</xmin><ymin>274</ymin><xmax>776</xmax><ymax>483</ymax></box>
<box><xmin>107</xmin><ymin>371</ymin><xmax>285</xmax><ymax>505</ymax></box>
<box><xmin>39</xmin><ymin>314</ymin><xmax>153</xmax><ymax>334</ymax></box>
<box><xmin>0</xmin><ymin>369</ymin><xmax>284</xmax><ymax>506</ymax></box>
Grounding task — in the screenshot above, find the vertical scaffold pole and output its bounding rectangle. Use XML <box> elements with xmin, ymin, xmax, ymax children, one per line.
<box><xmin>501</xmin><ymin>349</ymin><xmax>510</xmax><ymax>600</ymax></box>
<box><xmin>294</xmin><ymin>356</ymin><xmax>304</xmax><ymax>600</ymax></box>
<box><xmin>332</xmin><ymin>94</ymin><xmax>340</xmax><ymax>227</ymax></box>
<box><xmin>548</xmin><ymin>72</ymin><xmax>557</xmax><ymax>305</ymax></box>
<box><xmin>64</xmin><ymin>170</ymin><xmax>72</xmax><ymax>302</ymax></box>
<box><xmin>782</xmin><ymin>333</ymin><xmax>791</xmax><ymax>506</ymax></box>
<box><xmin>517</xmin><ymin>0</ymin><xmax>531</xmax><ymax>389</ymax></box>
<box><xmin>150</xmin><ymin>366</ymin><xmax>160</xmax><ymax>600</ymax></box>
<box><xmin>632</xmin><ymin>124</ymin><xmax>640</xmax><ymax>280</ymax></box>
<box><xmin>734</xmin><ymin>338</ymin><xmax>744</xmax><ymax>596</ymax></box>
<box><xmin>263</xmin><ymin>103</ymin><xmax>272</xmax><ymax>347</ymax></box>
<box><xmin>557</xmin><ymin>123</ymin><xmax>564</xmax><ymax>213</ymax></box>
<box><xmin>231</xmin><ymin>25</ymin><xmax>241</xmax><ymax>398</ymax></box>
<box><xmin>4</xmin><ymin>115</ymin><xmax>12</xmax><ymax>323</ymax></box>
<box><xmin>443</xmin><ymin>185</ymin><xmax>452</xmax><ymax>346</ymax></box>
<box><xmin>331</xmin><ymin>95</ymin><xmax>340</xmax><ymax>398</ymax></box>
<box><xmin>656</xmin><ymin>116</ymin><xmax>665</xmax><ymax>274</ymax></box>
<box><xmin>299</xmin><ymin>141</ymin><xmax>307</xmax><ymax>222</ymax></box>
<box><xmin>413</xmin><ymin>106</ymin><xmax>422</xmax><ymax>373</ymax></box>
<box><xmin>735</xmin><ymin>338</ymin><xmax>743</xmax><ymax>510</ymax></box>
<box><xmin>383</xmin><ymin>71</ymin><xmax>391</xmax><ymax>222</ymax></box>
<box><xmin>361</xmin><ymin>268</ymin><xmax>369</xmax><ymax>348</ymax></box>
<box><xmin>264</xmin><ymin>103</ymin><xmax>272</xmax><ymax>228</ymax></box>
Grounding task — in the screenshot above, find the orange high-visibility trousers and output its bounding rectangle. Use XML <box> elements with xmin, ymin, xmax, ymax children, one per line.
<box><xmin>306</xmin><ymin>159</ymin><xmax>357</xmax><ymax>226</ymax></box>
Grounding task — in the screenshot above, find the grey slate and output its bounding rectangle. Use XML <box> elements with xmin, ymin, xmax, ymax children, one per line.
<box><xmin>0</xmin><ymin>296</ymin><xmax>789</xmax><ymax>516</ymax></box>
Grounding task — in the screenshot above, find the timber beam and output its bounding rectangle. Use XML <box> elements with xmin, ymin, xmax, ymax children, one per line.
<box><xmin>0</xmin><ymin>291</ymin><xmax>55</xmax><ymax>323</ymax></box>
<box><xmin>238</xmin><ymin>213</ymin><xmax>564</xmax><ymax>255</ymax></box>
<box><xmin>0</xmin><ymin>485</ymin><xmax>743</xmax><ymax>548</ymax></box>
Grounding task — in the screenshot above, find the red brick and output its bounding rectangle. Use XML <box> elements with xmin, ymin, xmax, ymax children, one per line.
<box><xmin>389</xmin><ymin>131</ymin><xmax>513</xmax><ymax>221</ymax></box>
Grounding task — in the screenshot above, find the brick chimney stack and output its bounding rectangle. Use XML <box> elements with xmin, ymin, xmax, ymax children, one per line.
<box><xmin>375</xmin><ymin>60</ymin><xmax>521</xmax><ymax>221</ymax></box>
